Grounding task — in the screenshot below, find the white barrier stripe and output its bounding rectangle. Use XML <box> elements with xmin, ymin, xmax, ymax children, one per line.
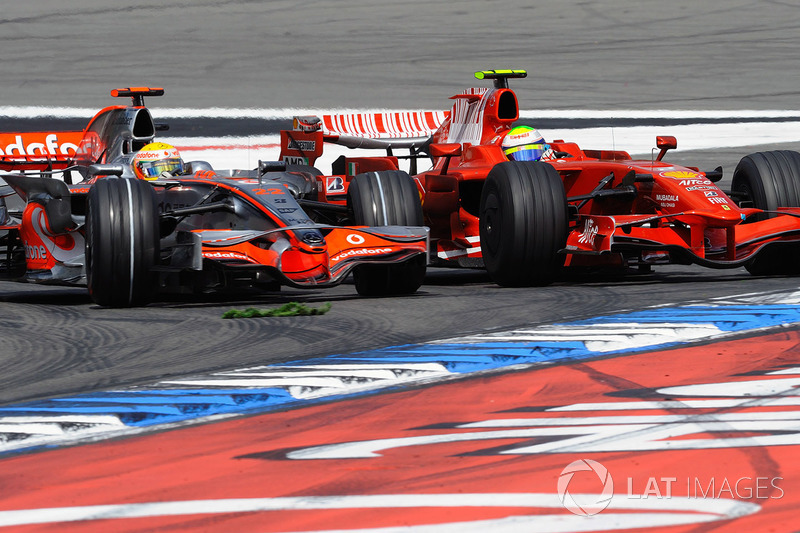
<box><xmin>2</xmin><ymin>105</ymin><xmax>800</xmax><ymax>121</ymax></box>
<box><xmin>356</xmin><ymin>114</ymin><xmax>368</xmax><ymax>136</ymax></box>
<box><xmin>384</xmin><ymin>113</ymin><xmax>395</xmax><ymax>135</ymax></box>
<box><xmin>342</xmin><ymin>113</ymin><xmax>354</xmax><ymax>135</ymax></box>
<box><xmin>402</xmin><ymin>112</ymin><xmax>416</xmax><ymax>135</ymax></box>
<box><xmin>366</xmin><ymin>113</ymin><xmax>379</xmax><ymax>136</ymax></box>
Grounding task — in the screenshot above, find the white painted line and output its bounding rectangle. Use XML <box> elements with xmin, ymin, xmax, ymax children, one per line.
<box><xmin>159</xmin><ymin>377</ymin><xmax>350</xmax><ymax>388</ymax></box>
<box><xmin>459</xmin><ymin>411</ymin><xmax>800</xmax><ymax>428</ymax></box>
<box><xmin>265</xmin><ymin>363</ymin><xmax>449</xmax><ymax>372</ymax></box>
<box><xmin>440</xmin><ymin>323</ymin><xmax>725</xmax><ymax>353</ymax></box>
<box><xmin>551</xmin><ymin>398</ymin><xmax>800</xmax><ymax>411</ymax></box>
<box><xmin>0</xmin><ymin>493</ymin><xmax>759</xmax><ymax>528</ymax></box>
<box><xmin>217</xmin><ymin>369</ymin><xmax>400</xmax><ymax>379</ymax></box>
<box><xmin>1</xmin><ymin>105</ymin><xmax>799</xmax><ymax>120</ymax></box>
<box><xmin>0</xmin><ymin>415</ymin><xmax>124</xmax><ymax>425</ymax></box>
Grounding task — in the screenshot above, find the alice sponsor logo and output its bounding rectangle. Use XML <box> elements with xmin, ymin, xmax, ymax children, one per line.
<box><xmin>0</xmin><ymin>134</ymin><xmax>77</xmax><ymax>157</ymax></box>
<box><xmin>577</xmin><ymin>219</ymin><xmax>598</xmax><ymax>244</ymax></box>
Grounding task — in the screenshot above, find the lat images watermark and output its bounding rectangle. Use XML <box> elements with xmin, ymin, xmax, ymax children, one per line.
<box><xmin>557</xmin><ymin>459</ymin><xmax>784</xmax><ymax>516</ymax></box>
<box><xmin>557</xmin><ymin>459</ymin><xmax>614</xmax><ymax>516</ymax></box>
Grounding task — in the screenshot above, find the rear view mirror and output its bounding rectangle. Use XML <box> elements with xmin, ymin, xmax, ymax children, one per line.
<box><xmin>429</xmin><ymin>143</ymin><xmax>463</xmax><ymax>158</ymax></box>
<box><xmin>259</xmin><ymin>160</ymin><xmax>287</xmax><ymax>175</ymax></box>
<box><xmin>88</xmin><ymin>164</ymin><xmax>125</xmax><ymax>178</ymax></box>
<box><xmin>655</xmin><ymin>136</ymin><xmax>677</xmax><ymax>161</ymax></box>
<box><xmin>429</xmin><ymin>143</ymin><xmax>463</xmax><ymax>174</ymax></box>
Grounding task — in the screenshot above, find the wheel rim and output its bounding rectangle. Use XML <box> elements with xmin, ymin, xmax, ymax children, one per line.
<box><xmin>481</xmin><ymin>190</ymin><xmax>501</xmax><ymax>256</ymax></box>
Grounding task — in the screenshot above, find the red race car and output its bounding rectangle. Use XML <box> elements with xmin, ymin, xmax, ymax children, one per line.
<box><xmin>279</xmin><ymin>70</ymin><xmax>800</xmax><ymax>286</ymax></box>
<box><xmin>0</xmin><ymin>88</ymin><xmax>428</xmax><ymax>306</ymax></box>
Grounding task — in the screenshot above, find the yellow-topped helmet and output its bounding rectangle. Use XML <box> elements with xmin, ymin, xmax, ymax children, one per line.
<box><xmin>502</xmin><ymin>126</ymin><xmax>549</xmax><ymax>162</ymax></box>
<box><xmin>132</xmin><ymin>142</ymin><xmax>184</xmax><ymax>180</ymax></box>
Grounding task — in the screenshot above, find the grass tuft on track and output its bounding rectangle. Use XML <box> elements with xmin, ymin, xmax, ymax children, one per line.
<box><xmin>222</xmin><ymin>302</ymin><xmax>332</xmax><ymax>319</ymax></box>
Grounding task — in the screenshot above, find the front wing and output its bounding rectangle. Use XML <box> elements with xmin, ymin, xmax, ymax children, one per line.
<box><xmin>196</xmin><ymin>225</ymin><xmax>429</xmax><ymax>289</ymax></box>
<box><xmin>565</xmin><ymin>210</ymin><xmax>800</xmax><ymax>267</ymax></box>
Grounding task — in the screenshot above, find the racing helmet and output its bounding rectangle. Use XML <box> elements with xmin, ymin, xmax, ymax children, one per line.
<box><xmin>132</xmin><ymin>142</ymin><xmax>184</xmax><ymax>180</ymax></box>
<box><xmin>502</xmin><ymin>126</ymin><xmax>548</xmax><ymax>162</ymax></box>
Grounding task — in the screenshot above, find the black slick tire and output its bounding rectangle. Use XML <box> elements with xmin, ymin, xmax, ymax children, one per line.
<box><xmin>347</xmin><ymin>170</ymin><xmax>426</xmax><ymax>296</ymax></box>
<box><xmin>86</xmin><ymin>178</ymin><xmax>159</xmax><ymax>307</ymax></box>
<box><xmin>732</xmin><ymin>150</ymin><xmax>800</xmax><ymax>275</ymax></box>
<box><xmin>479</xmin><ymin>161</ymin><xmax>568</xmax><ymax>286</ymax></box>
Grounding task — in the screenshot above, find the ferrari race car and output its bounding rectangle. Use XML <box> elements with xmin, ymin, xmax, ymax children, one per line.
<box><xmin>0</xmin><ymin>88</ymin><xmax>428</xmax><ymax>307</ymax></box>
<box><xmin>278</xmin><ymin>70</ymin><xmax>800</xmax><ymax>286</ymax></box>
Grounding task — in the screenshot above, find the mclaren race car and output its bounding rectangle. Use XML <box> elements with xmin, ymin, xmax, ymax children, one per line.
<box><xmin>0</xmin><ymin>88</ymin><xmax>428</xmax><ymax>306</ymax></box>
<box><xmin>278</xmin><ymin>70</ymin><xmax>800</xmax><ymax>286</ymax></box>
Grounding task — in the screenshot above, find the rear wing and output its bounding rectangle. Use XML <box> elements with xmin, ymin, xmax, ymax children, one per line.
<box><xmin>280</xmin><ymin>111</ymin><xmax>448</xmax><ymax>167</ymax></box>
<box><xmin>0</xmin><ymin>87</ymin><xmax>163</xmax><ymax>175</ymax></box>
<box><xmin>0</xmin><ymin>131</ymin><xmax>85</xmax><ymax>172</ymax></box>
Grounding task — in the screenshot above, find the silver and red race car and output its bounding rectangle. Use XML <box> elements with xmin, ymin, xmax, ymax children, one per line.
<box><xmin>0</xmin><ymin>88</ymin><xmax>428</xmax><ymax>306</ymax></box>
<box><xmin>278</xmin><ymin>70</ymin><xmax>800</xmax><ymax>285</ymax></box>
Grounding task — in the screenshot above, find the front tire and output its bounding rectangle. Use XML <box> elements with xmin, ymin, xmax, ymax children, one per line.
<box><xmin>479</xmin><ymin>161</ymin><xmax>568</xmax><ymax>286</ymax></box>
<box><xmin>732</xmin><ymin>150</ymin><xmax>800</xmax><ymax>275</ymax></box>
<box><xmin>86</xmin><ymin>178</ymin><xmax>160</xmax><ymax>307</ymax></box>
<box><xmin>347</xmin><ymin>170</ymin><xmax>426</xmax><ymax>296</ymax></box>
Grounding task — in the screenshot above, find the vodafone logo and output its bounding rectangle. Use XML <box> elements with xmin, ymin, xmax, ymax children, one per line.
<box><xmin>330</xmin><ymin>247</ymin><xmax>392</xmax><ymax>262</ymax></box>
<box><xmin>0</xmin><ymin>134</ymin><xmax>77</xmax><ymax>157</ymax></box>
<box><xmin>557</xmin><ymin>459</ymin><xmax>614</xmax><ymax>516</ymax></box>
<box><xmin>346</xmin><ymin>234</ymin><xmax>365</xmax><ymax>245</ymax></box>
<box><xmin>203</xmin><ymin>250</ymin><xmax>256</xmax><ymax>262</ymax></box>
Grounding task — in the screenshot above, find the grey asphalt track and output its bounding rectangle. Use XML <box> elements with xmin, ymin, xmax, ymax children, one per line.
<box><xmin>1</xmin><ymin>1</ymin><xmax>800</xmax><ymax>407</ymax></box>
<box><xmin>2</xmin><ymin>1</ymin><xmax>800</xmax><ymax>110</ymax></box>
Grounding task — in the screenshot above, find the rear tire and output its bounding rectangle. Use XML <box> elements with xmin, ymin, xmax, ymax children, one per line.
<box><xmin>347</xmin><ymin>171</ymin><xmax>426</xmax><ymax>296</ymax></box>
<box><xmin>732</xmin><ymin>150</ymin><xmax>800</xmax><ymax>275</ymax></box>
<box><xmin>479</xmin><ymin>161</ymin><xmax>568</xmax><ymax>286</ymax></box>
<box><xmin>86</xmin><ymin>178</ymin><xmax>160</xmax><ymax>307</ymax></box>
<box><xmin>285</xmin><ymin>164</ymin><xmax>323</xmax><ymax>177</ymax></box>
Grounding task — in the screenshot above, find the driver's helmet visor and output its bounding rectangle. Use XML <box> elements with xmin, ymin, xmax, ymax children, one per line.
<box><xmin>504</xmin><ymin>143</ymin><xmax>547</xmax><ymax>162</ymax></box>
<box><xmin>138</xmin><ymin>158</ymin><xmax>184</xmax><ymax>178</ymax></box>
